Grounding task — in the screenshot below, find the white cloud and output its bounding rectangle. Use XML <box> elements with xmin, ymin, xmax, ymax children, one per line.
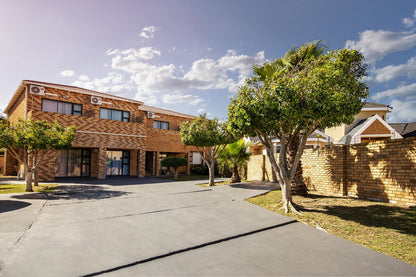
<box><xmin>139</xmin><ymin>26</ymin><xmax>158</xmax><ymax>39</ymax></box>
<box><xmin>111</xmin><ymin>48</ymin><xmax>265</xmax><ymax>95</ymax></box>
<box><xmin>402</xmin><ymin>17</ymin><xmax>414</xmax><ymax>28</ymax></box>
<box><xmin>345</xmin><ymin>30</ymin><xmax>416</xmax><ymax>64</ymax></box>
<box><xmin>162</xmin><ymin>94</ymin><xmax>204</xmax><ymax>106</ymax></box>
<box><xmin>197</xmin><ymin>108</ymin><xmax>206</xmax><ymax>114</ymax></box>
<box><xmin>387</xmin><ymin>99</ymin><xmax>416</xmax><ymax>122</ymax></box>
<box><xmin>372</xmin><ymin>82</ymin><xmax>416</xmax><ymax>101</ymax></box>
<box><xmin>72</xmin><ymin>72</ymin><xmax>133</xmax><ymax>94</ymax></box>
<box><xmin>108</xmin><ymin>47</ymin><xmax>161</xmax><ymax>60</ymax></box>
<box><xmin>60</xmin><ymin>70</ymin><xmax>75</xmax><ymax>77</ymax></box>
<box><xmin>135</xmin><ymin>91</ymin><xmax>158</xmax><ymax>105</ymax></box>
<box><xmin>373</xmin><ymin>57</ymin><xmax>416</xmax><ymax>82</ymax></box>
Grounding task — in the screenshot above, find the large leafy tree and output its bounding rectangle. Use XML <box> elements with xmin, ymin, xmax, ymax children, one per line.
<box><xmin>228</xmin><ymin>44</ymin><xmax>368</xmax><ymax>213</ymax></box>
<box><xmin>181</xmin><ymin>114</ymin><xmax>235</xmax><ymax>186</ymax></box>
<box><xmin>218</xmin><ymin>139</ymin><xmax>252</xmax><ymax>183</ymax></box>
<box><xmin>0</xmin><ymin>119</ymin><xmax>76</xmax><ymax>192</ymax></box>
<box><xmin>253</xmin><ymin>41</ymin><xmax>326</xmax><ymax>195</ymax></box>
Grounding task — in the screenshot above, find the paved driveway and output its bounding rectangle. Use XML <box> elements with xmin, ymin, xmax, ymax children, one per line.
<box><xmin>0</xmin><ymin>177</ymin><xmax>415</xmax><ymax>276</ymax></box>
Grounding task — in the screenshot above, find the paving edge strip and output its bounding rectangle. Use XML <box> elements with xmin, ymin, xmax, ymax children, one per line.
<box><xmin>80</xmin><ymin>219</ymin><xmax>298</xmax><ymax>277</ymax></box>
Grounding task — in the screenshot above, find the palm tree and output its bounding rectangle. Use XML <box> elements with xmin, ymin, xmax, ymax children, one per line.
<box><xmin>252</xmin><ymin>41</ymin><xmax>326</xmax><ymax>195</ymax></box>
<box><xmin>218</xmin><ymin>139</ymin><xmax>252</xmax><ymax>183</ymax></box>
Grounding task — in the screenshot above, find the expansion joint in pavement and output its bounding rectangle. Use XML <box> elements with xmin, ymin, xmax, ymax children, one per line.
<box><xmin>80</xmin><ymin>219</ymin><xmax>298</xmax><ymax>277</ymax></box>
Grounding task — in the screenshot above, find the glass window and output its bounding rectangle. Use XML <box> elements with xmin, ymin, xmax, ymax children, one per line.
<box><xmin>100</xmin><ymin>108</ymin><xmax>129</xmax><ymax>122</ymax></box>
<box><xmin>153</xmin><ymin>120</ymin><xmax>169</xmax><ymax>130</ymax></box>
<box><xmin>41</xmin><ymin>99</ymin><xmax>82</xmax><ymax>116</ymax></box>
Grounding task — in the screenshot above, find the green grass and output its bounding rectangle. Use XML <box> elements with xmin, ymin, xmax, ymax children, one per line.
<box><xmin>247</xmin><ymin>190</ymin><xmax>416</xmax><ymax>266</ymax></box>
<box><xmin>0</xmin><ymin>184</ymin><xmax>58</xmax><ymax>194</ymax></box>
<box><xmin>197</xmin><ymin>180</ymin><xmax>232</xmax><ymax>188</ymax></box>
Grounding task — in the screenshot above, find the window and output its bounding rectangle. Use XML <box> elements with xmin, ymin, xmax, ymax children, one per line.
<box><xmin>153</xmin><ymin>120</ymin><xmax>169</xmax><ymax>130</ymax></box>
<box><xmin>42</xmin><ymin>99</ymin><xmax>82</xmax><ymax>116</ymax></box>
<box><xmin>100</xmin><ymin>108</ymin><xmax>130</xmax><ymax>122</ymax></box>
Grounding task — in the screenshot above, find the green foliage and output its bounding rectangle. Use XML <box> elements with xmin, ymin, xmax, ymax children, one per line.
<box><xmin>218</xmin><ymin>139</ymin><xmax>251</xmax><ymax>170</ymax></box>
<box><xmin>0</xmin><ymin>119</ymin><xmax>76</xmax><ymax>151</ymax></box>
<box><xmin>180</xmin><ymin>114</ymin><xmax>235</xmax><ymax>147</ymax></box>
<box><xmin>161</xmin><ymin>156</ymin><xmax>188</xmax><ymax>169</ymax></box>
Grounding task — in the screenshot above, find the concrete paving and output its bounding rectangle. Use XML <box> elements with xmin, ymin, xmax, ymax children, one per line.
<box><xmin>0</xmin><ymin>177</ymin><xmax>415</xmax><ymax>276</ymax></box>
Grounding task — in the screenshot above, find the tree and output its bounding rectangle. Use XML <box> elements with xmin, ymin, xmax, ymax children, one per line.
<box><xmin>253</xmin><ymin>41</ymin><xmax>326</xmax><ymax>196</ymax></box>
<box><xmin>0</xmin><ymin>119</ymin><xmax>76</xmax><ymax>192</ymax></box>
<box><xmin>161</xmin><ymin>156</ymin><xmax>188</xmax><ymax>180</ymax></box>
<box><xmin>180</xmin><ymin>114</ymin><xmax>235</xmax><ymax>186</ymax></box>
<box><xmin>218</xmin><ymin>139</ymin><xmax>252</xmax><ymax>183</ymax></box>
<box><xmin>228</xmin><ymin>44</ymin><xmax>368</xmax><ymax>213</ymax></box>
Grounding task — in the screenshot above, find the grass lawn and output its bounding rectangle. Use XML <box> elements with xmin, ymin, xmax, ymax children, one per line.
<box><xmin>247</xmin><ymin>190</ymin><xmax>416</xmax><ymax>266</ymax></box>
<box><xmin>0</xmin><ymin>184</ymin><xmax>58</xmax><ymax>194</ymax></box>
<box><xmin>197</xmin><ymin>180</ymin><xmax>232</xmax><ymax>188</ymax></box>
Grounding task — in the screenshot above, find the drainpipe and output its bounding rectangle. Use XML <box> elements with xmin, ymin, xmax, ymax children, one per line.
<box><xmin>24</xmin><ymin>85</ymin><xmax>28</xmax><ymax>120</ymax></box>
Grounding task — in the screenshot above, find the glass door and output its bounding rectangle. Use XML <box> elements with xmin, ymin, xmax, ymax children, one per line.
<box><xmin>106</xmin><ymin>150</ymin><xmax>130</xmax><ymax>176</ymax></box>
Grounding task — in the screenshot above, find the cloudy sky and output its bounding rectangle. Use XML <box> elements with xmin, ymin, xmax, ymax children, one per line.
<box><xmin>1</xmin><ymin>0</ymin><xmax>416</xmax><ymax>122</ymax></box>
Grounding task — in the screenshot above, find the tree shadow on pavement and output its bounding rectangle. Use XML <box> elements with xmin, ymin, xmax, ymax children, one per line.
<box><xmin>11</xmin><ymin>185</ymin><xmax>130</xmax><ymax>201</ymax></box>
<box><xmin>230</xmin><ymin>181</ymin><xmax>280</xmax><ymax>191</ymax></box>
<box><xmin>0</xmin><ymin>200</ymin><xmax>31</xmax><ymax>213</ymax></box>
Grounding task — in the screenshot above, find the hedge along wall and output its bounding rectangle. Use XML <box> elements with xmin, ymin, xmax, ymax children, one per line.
<box><xmin>247</xmin><ymin>138</ymin><xmax>416</xmax><ymax>206</ymax></box>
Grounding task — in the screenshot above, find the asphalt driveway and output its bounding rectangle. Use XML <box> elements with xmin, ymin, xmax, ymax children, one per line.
<box><xmin>0</xmin><ymin>177</ymin><xmax>415</xmax><ymax>276</ymax></box>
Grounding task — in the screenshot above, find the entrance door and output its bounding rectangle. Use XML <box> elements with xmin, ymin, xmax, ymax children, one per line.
<box><xmin>106</xmin><ymin>150</ymin><xmax>130</xmax><ymax>176</ymax></box>
<box><xmin>55</xmin><ymin>149</ymin><xmax>91</xmax><ymax>177</ymax></box>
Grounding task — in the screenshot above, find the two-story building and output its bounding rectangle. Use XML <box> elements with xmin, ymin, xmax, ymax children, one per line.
<box><xmin>2</xmin><ymin>80</ymin><xmax>199</xmax><ymax>181</ymax></box>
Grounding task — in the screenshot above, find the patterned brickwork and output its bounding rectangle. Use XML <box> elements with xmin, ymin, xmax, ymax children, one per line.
<box><xmin>362</xmin><ymin>120</ymin><xmax>390</xmax><ymax>135</ymax></box>
<box><xmin>5</xmin><ymin>83</ymin><xmax>194</xmax><ymax>181</ymax></box>
<box><xmin>247</xmin><ymin>138</ymin><xmax>416</xmax><ymax>206</ymax></box>
<box><xmin>0</xmin><ymin>155</ymin><xmax>4</xmax><ymax>175</ymax></box>
<box><xmin>4</xmin><ymin>150</ymin><xmax>18</xmax><ymax>176</ymax></box>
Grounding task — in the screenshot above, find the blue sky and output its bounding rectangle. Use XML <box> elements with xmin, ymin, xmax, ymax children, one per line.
<box><xmin>1</xmin><ymin>0</ymin><xmax>416</xmax><ymax>122</ymax></box>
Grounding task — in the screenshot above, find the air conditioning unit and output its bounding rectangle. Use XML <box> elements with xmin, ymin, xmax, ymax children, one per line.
<box><xmin>29</xmin><ymin>85</ymin><xmax>45</xmax><ymax>95</ymax></box>
<box><xmin>147</xmin><ymin>111</ymin><xmax>155</xmax><ymax>119</ymax></box>
<box><xmin>91</xmin><ymin>96</ymin><xmax>102</xmax><ymax>105</ymax></box>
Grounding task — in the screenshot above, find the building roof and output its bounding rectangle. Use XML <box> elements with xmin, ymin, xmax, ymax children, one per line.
<box><xmin>4</xmin><ymin>80</ymin><xmax>144</xmax><ymax>114</ymax></box>
<box><xmin>337</xmin><ymin>114</ymin><xmax>402</xmax><ymax>144</ymax></box>
<box><xmin>139</xmin><ymin>105</ymin><xmax>196</xmax><ymax>119</ymax></box>
<box><xmin>4</xmin><ymin>80</ymin><xmax>195</xmax><ymax>120</ymax></box>
<box><xmin>390</xmin><ymin>122</ymin><xmax>416</xmax><ymax>138</ymax></box>
<box><xmin>362</xmin><ymin>102</ymin><xmax>392</xmax><ymax>112</ymax></box>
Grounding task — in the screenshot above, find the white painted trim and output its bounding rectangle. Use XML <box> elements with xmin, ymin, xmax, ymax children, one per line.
<box><xmin>350</xmin><ymin>114</ymin><xmax>402</xmax><ymax>143</ymax></box>
<box><xmin>362</xmin><ymin>107</ymin><xmax>391</xmax><ymax>112</ymax></box>
<box><xmin>77</xmin><ymin>130</ymin><xmax>146</xmax><ymax>138</ymax></box>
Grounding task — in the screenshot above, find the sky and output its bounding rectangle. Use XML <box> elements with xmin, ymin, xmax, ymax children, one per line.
<box><xmin>1</xmin><ymin>0</ymin><xmax>416</xmax><ymax>123</ymax></box>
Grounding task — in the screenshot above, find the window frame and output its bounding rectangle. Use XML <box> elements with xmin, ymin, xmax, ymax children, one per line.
<box><xmin>41</xmin><ymin>99</ymin><xmax>83</xmax><ymax>116</ymax></box>
<box><xmin>99</xmin><ymin>108</ymin><xmax>130</xmax><ymax>122</ymax></box>
<box><xmin>153</xmin><ymin>120</ymin><xmax>169</xmax><ymax>130</ymax></box>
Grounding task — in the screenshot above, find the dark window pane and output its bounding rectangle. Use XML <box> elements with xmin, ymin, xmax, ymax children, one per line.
<box><xmin>161</xmin><ymin>122</ymin><xmax>169</xmax><ymax>130</ymax></box>
<box><xmin>42</xmin><ymin>99</ymin><xmax>58</xmax><ymax>113</ymax></box>
<box><xmin>153</xmin><ymin>121</ymin><xmax>161</xmax><ymax>129</ymax></box>
<box><xmin>122</xmin><ymin>111</ymin><xmax>130</xmax><ymax>122</ymax></box>
<box><xmin>100</xmin><ymin>108</ymin><xmax>112</xmax><ymax>119</ymax></box>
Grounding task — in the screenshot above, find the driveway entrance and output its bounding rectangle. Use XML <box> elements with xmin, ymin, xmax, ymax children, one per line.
<box><xmin>0</xmin><ymin>178</ymin><xmax>415</xmax><ymax>276</ymax></box>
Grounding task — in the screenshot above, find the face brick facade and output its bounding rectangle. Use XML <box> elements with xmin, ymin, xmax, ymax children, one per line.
<box><xmin>3</xmin><ymin>80</ymin><xmax>197</xmax><ymax>181</ymax></box>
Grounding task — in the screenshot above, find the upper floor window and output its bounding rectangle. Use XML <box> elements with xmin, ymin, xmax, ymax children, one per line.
<box><xmin>100</xmin><ymin>108</ymin><xmax>130</xmax><ymax>122</ymax></box>
<box><xmin>153</xmin><ymin>120</ymin><xmax>169</xmax><ymax>130</ymax></box>
<box><xmin>42</xmin><ymin>99</ymin><xmax>82</xmax><ymax>116</ymax></box>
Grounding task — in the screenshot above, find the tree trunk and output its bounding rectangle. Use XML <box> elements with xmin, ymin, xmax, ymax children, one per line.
<box><xmin>208</xmin><ymin>162</ymin><xmax>215</xmax><ymax>186</ymax></box>
<box><xmin>288</xmin><ymin>133</ymin><xmax>308</xmax><ymax>196</ymax></box>
<box><xmin>174</xmin><ymin>168</ymin><xmax>178</xmax><ymax>180</ymax></box>
<box><xmin>34</xmin><ymin>169</ymin><xmax>39</xmax><ymax>186</ymax></box>
<box><xmin>25</xmin><ymin>167</ymin><xmax>33</xmax><ymax>192</ymax></box>
<box><xmin>230</xmin><ymin>165</ymin><xmax>240</xmax><ymax>183</ymax></box>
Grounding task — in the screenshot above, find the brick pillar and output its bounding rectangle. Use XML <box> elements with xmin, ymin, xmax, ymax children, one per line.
<box><xmin>130</xmin><ymin>149</ymin><xmax>138</xmax><ymax>177</ymax></box>
<box><xmin>4</xmin><ymin>149</ymin><xmax>18</xmax><ymax>176</ymax></box>
<box><xmin>155</xmin><ymin>151</ymin><xmax>160</xmax><ymax>176</ymax></box>
<box><xmin>98</xmin><ymin>147</ymin><xmax>107</xmax><ymax>180</ymax></box>
<box><xmin>138</xmin><ymin>149</ymin><xmax>145</xmax><ymax>177</ymax></box>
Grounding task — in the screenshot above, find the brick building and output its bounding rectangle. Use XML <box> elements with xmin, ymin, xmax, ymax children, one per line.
<box><xmin>2</xmin><ymin>80</ymin><xmax>200</xmax><ymax>180</ymax></box>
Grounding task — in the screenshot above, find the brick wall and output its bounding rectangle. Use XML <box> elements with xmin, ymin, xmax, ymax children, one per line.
<box><xmin>247</xmin><ymin>138</ymin><xmax>416</xmax><ymax>206</ymax></box>
<box><xmin>0</xmin><ymin>155</ymin><xmax>4</xmax><ymax>175</ymax></box>
<box><xmin>362</xmin><ymin>120</ymin><xmax>390</xmax><ymax>135</ymax></box>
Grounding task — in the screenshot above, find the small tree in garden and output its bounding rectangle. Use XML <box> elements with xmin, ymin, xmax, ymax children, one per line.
<box><xmin>161</xmin><ymin>156</ymin><xmax>188</xmax><ymax>180</ymax></box>
<box><xmin>181</xmin><ymin>114</ymin><xmax>236</xmax><ymax>186</ymax></box>
<box><xmin>228</xmin><ymin>43</ymin><xmax>368</xmax><ymax>213</ymax></box>
<box><xmin>0</xmin><ymin>119</ymin><xmax>76</xmax><ymax>192</ymax></box>
<box><xmin>218</xmin><ymin>139</ymin><xmax>252</xmax><ymax>183</ymax></box>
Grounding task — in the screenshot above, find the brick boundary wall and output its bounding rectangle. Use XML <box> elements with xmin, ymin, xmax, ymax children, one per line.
<box><xmin>247</xmin><ymin>138</ymin><xmax>416</xmax><ymax>206</ymax></box>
